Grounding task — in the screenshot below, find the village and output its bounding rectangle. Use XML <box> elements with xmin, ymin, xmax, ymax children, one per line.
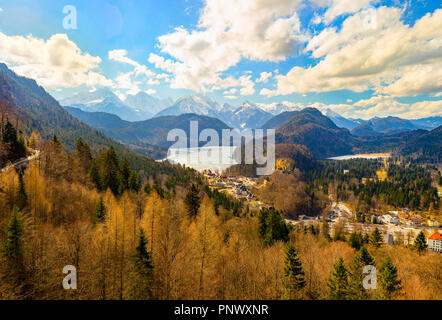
<box><xmin>203</xmin><ymin>169</ymin><xmax>442</xmax><ymax>253</ymax></box>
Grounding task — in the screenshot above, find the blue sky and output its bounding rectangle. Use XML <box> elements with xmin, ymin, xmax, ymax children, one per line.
<box><xmin>0</xmin><ymin>0</ymin><xmax>441</xmax><ymax>119</ymax></box>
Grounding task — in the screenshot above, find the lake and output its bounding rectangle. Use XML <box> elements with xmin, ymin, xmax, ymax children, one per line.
<box><xmin>163</xmin><ymin>146</ymin><xmax>240</xmax><ymax>172</ymax></box>
<box><xmin>327</xmin><ymin>153</ymin><xmax>391</xmax><ymax>160</ymax></box>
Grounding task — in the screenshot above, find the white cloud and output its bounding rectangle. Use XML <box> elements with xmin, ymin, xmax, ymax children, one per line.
<box><xmin>109</xmin><ymin>49</ymin><xmax>162</xmax><ymax>95</ymax></box>
<box><xmin>256</xmin><ymin>71</ymin><xmax>272</xmax><ymax>83</ymax></box>
<box><xmin>224</xmin><ymin>88</ymin><xmax>237</xmax><ymax>95</ymax></box>
<box><xmin>150</xmin><ymin>0</ymin><xmax>305</xmax><ymax>93</ymax></box>
<box><xmin>307</xmin><ymin>96</ymin><xmax>442</xmax><ymax>120</ymax></box>
<box><xmin>0</xmin><ymin>32</ymin><xmax>111</xmax><ymax>88</ymax></box>
<box><xmin>263</xmin><ymin>7</ymin><xmax>442</xmax><ymax>97</ymax></box>
<box><xmin>224</xmin><ymin>95</ymin><xmax>238</xmax><ymax>100</ymax></box>
<box><xmin>0</xmin><ymin>8</ymin><xmax>3</xmax><ymax>13</ymax></box>
<box><xmin>310</xmin><ymin>0</ymin><xmax>377</xmax><ymax>24</ymax></box>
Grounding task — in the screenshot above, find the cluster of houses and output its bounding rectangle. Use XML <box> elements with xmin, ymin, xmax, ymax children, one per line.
<box><xmin>374</xmin><ymin>209</ymin><xmax>440</xmax><ymax>228</ymax></box>
<box><xmin>204</xmin><ymin>170</ymin><xmax>273</xmax><ymax>210</ymax></box>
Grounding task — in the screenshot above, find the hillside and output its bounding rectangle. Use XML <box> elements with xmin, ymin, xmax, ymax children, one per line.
<box><xmin>271</xmin><ymin>108</ymin><xmax>355</xmax><ymax>159</ymax></box>
<box><xmin>0</xmin><ymin>63</ymin><xmax>188</xmax><ymax>171</ymax></box>
<box><xmin>65</xmin><ymin>107</ymin><xmax>231</xmax><ymax>149</ymax></box>
<box><xmin>399</xmin><ymin>126</ymin><xmax>442</xmax><ymax>163</ymax></box>
<box><xmin>351</xmin><ymin>116</ymin><xmax>418</xmax><ymax>136</ymax></box>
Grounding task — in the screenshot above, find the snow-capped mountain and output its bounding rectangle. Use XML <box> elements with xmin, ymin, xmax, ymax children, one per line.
<box><xmin>323</xmin><ymin>108</ymin><xmax>360</xmax><ymax>130</ymax></box>
<box><xmin>220</xmin><ymin>101</ymin><xmax>273</xmax><ymax>129</ymax></box>
<box><xmin>155</xmin><ymin>95</ymin><xmax>220</xmax><ymax>118</ymax></box>
<box><xmin>125</xmin><ymin>92</ymin><xmax>173</xmax><ymax>117</ymax></box>
<box><xmin>409</xmin><ymin>116</ymin><xmax>442</xmax><ymax>130</ymax></box>
<box><xmin>257</xmin><ymin>102</ymin><xmax>303</xmax><ymax>115</ymax></box>
<box><xmin>60</xmin><ymin>88</ymin><xmax>150</xmax><ymax>121</ymax></box>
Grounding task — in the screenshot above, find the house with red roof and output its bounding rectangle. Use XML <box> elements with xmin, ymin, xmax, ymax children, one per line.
<box><xmin>428</xmin><ymin>232</ymin><xmax>442</xmax><ymax>253</ymax></box>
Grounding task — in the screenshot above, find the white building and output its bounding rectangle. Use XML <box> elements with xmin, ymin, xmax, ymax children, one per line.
<box><xmin>428</xmin><ymin>232</ymin><xmax>442</xmax><ymax>253</ymax></box>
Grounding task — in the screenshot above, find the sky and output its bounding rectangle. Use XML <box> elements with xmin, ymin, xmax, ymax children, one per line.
<box><xmin>0</xmin><ymin>0</ymin><xmax>441</xmax><ymax>119</ymax></box>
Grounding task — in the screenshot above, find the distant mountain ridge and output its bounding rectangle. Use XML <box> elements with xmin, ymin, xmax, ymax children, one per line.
<box><xmin>351</xmin><ymin>116</ymin><xmax>419</xmax><ymax>136</ymax></box>
<box><xmin>65</xmin><ymin>107</ymin><xmax>231</xmax><ymax>149</ymax></box>
<box><xmin>156</xmin><ymin>97</ymin><xmax>272</xmax><ymax>129</ymax></box>
<box><xmin>60</xmin><ymin>89</ymin><xmax>173</xmax><ymax>121</ymax></box>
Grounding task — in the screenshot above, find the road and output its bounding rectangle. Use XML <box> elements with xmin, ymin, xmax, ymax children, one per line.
<box><xmin>1</xmin><ymin>150</ymin><xmax>40</xmax><ymax>173</ymax></box>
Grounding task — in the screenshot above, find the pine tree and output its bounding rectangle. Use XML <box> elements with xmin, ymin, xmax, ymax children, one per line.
<box><xmin>370</xmin><ymin>227</ymin><xmax>383</xmax><ymax>248</ymax></box>
<box><xmin>321</xmin><ymin>218</ymin><xmax>331</xmax><ymax>241</ymax></box>
<box><xmin>413</xmin><ymin>231</ymin><xmax>427</xmax><ymax>255</ymax></box>
<box><xmin>119</xmin><ymin>158</ymin><xmax>131</xmax><ymax>193</ymax></box>
<box><xmin>184</xmin><ymin>183</ymin><xmax>201</xmax><ymax>219</ymax></box>
<box><xmin>96</xmin><ymin>197</ymin><xmax>106</xmax><ymax>223</ymax></box>
<box><xmin>128</xmin><ymin>171</ymin><xmax>140</xmax><ymax>192</ymax></box>
<box><xmin>89</xmin><ymin>159</ymin><xmax>102</xmax><ymax>191</ymax></box>
<box><xmin>348</xmin><ymin>247</ymin><xmax>375</xmax><ymax>299</ymax></box>
<box><xmin>131</xmin><ymin>228</ymin><xmax>154</xmax><ymax>299</ymax></box>
<box><xmin>2</xmin><ymin>119</ymin><xmax>17</xmax><ymax>143</ymax></box>
<box><xmin>378</xmin><ymin>258</ymin><xmax>401</xmax><ymax>299</ymax></box>
<box><xmin>283</xmin><ymin>242</ymin><xmax>306</xmax><ymax>299</ymax></box>
<box><xmin>75</xmin><ymin>137</ymin><xmax>92</xmax><ymax>172</ymax></box>
<box><xmin>2</xmin><ymin>206</ymin><xmax>24</xmax><ymax>267</ymax></box>
<box><xmin>327</xmin><ymin>258</ymin><xmax>349</xmax><ymax>300</ymax></box>
<box><xmin>52</xmin><ymin>135</ymin><xmax>60</xmax><ymax>144</ymax></box>
<box><xmin>362</xmin><ymin>233</ymin><xmax>370</xmax><ymax>244</ymax></box>
<box><xmin>16</xmin><ymin>168</ymin><xmax>28</xmax><ymax>210</ymax></box>
<box><xmin>348</xmin><ymin>232</ymin><xmax>361</xmax><ymax>250</ymax></box>
<box><xmin>102</xmin><ymin>147</ymin><xmax>121</xmax><ymax>195</ymax></box>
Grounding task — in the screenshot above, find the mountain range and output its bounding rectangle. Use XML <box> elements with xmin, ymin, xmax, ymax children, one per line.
<box><xmin>65</xmin><ymin>107</ymin><xmax>231</xmax><ymax>149</ymax></box>
<box><xmin>60</xmin><ymin>88</ymin><xmax>442</xmax><ymax>135</ymax></box>
<box><xmin>59</xmin><ymin>89</ymin><xmax>172</xmax><ymax>121</ymax></box>
<box><xmin>1</xmin><ymin>62</ymin><xmax>440</xmax><ymax>164</ymax></box>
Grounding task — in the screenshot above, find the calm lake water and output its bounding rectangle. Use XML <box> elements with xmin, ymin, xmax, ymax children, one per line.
<box><xmin>327</xmin><ymin>154</ymin><xmax>391</xmax><ymax>160</ymax></box>
<box><xmin>164</xmin><ymin>146</ymin><xmax>240</xmax><ymax>171</ymax></box>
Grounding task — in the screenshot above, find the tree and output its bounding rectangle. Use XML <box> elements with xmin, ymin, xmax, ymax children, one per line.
<box><xmin>348</xmin><ymin>232</ymin><xmax>362</xmax><ymax>250</ymax></box>
<box><xmin>102</xmin><ymin>147</ymin><xmax>121</xmax><ymax>195</ymax></box>
<box><xmin>17</xmin><ymin>168</ymin><xmax>28</xmax><ymax>210</ymax></box>
<box><xmin>2</xmin><ymin>206</ymin><xmax>25</xmax><ymax>267</ymax></box>
<box><xmin>89</xmin><ymin>159</ymin><xmax>101</xmax><ymax>191</ymax></box>
<box><xmin>184</xmin><ymin>183</ymin><xmax>201</xmax><ymax>219</ymax></box>
<box><xmin>348</xmin><ymin>247</ymin><xmax>375</xmax><ymax>299</ymax></box>
<box><xmin>370</xmin><ymin>227</ymin><xmax>383</xmax><ymax>248</ymax></box>
<box><xmin>128</xmin><ymin>171</ymin><xmax>140</xmax><ymax>192</ymax></box>
<box><xmin>321</xmin><ymin>218</ymin><xmax>331</xmax><ymax>241</ymax></box>
<box><xmin>378</xmin><ymin>258</ymin><xmax>401</xmax><ymax>299</ymax></box>
<box><xmin>96</xmin><ymin>197</ymin><xmax>106</xmax><ymax>223</ymax></box>
<box><xmin>413</xmin><ymin>231</ymin><xmax>427</xmax><ymax>255</ymax></box>
<box><xmin>130</xmin><ymin>228</ymin><xmax>154</xmax><ymax>299</ymax></box>
<box><xmin>258</xmin><ymin>208</ymin><xmax>290</xmax><ymax>246</ymax></box>
<box><xmin>74</xmin><ymin>138</ymin><xmax>92</xmax><ymax>173</ymax></box>
<box><xmin>2</xmin><ymin>119</ymin><xmax>17</xmax><ymax>144</ymax></box>
<box><xmin>119</xmin><ymin>158</ymin><xmax>131</xmax><ymax>193</ymax></box>
<box><xmin>283</xmin><ymin>242</ymin><xmax>306</xmax><ymax>299</ymax></box>
<box><xmin>327</xmin><ymin>258</ymin><xmax>349</xmax><ymax>300</ymax></box>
